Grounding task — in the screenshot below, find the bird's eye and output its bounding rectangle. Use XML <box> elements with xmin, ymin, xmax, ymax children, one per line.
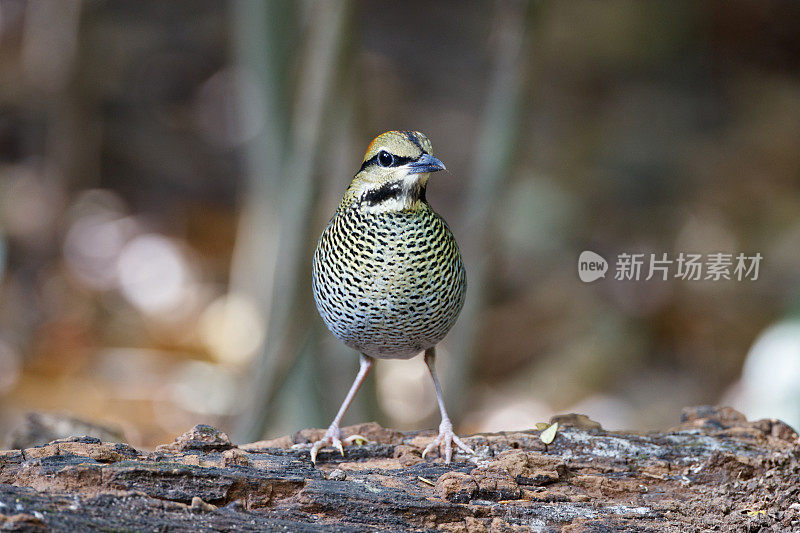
<box><xmin>378</xmin><ymin>150</ymin><xmax>394</xmax><ymax>167</ymax></box>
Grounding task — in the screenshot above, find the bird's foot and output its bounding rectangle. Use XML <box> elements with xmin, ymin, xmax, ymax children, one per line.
<box><xmin>292</xmin><ymin>425</ymin><xmax>368</xmax><ymax>464</ymax></box>
<box><xmin>422</xmin><ymin>419</ymin><xmax>474</xmax><ymax>463</ymax></box>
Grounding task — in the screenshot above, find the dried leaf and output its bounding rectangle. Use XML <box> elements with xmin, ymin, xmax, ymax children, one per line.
<box><xmin>540</xmin><ymin>422</ymin><xmax>559</xmax><ymax>445</ymax></box>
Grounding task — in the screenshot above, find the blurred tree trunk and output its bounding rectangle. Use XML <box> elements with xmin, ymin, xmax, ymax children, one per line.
<box><xmin>232</xmin><ymin>1</ymin><xmax>352</xmax><ymax>443</ymax></box>
<box><xmin>228</xmin><ymin>0</ymin><xmax>293</xmax><ymax>306</ymax></box>
<box><xmin>444</xmin><ymin>0</ymin><xmax>537</xmax><ymax>419</ymax></box>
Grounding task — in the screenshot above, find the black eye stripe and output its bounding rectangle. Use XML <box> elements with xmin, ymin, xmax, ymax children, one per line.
<box><xmin>358</xmin><ymin>152</ymin><xmax>416</xmax><ymax>172</ymax></box>
<box><xmin>390</xmin><ymin>155</ymin><xmax>414</xmax><ymax>167</ymax></box>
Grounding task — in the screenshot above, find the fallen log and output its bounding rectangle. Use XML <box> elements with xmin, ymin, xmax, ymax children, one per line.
<box><xmin>1</xmin><ymin>406</ymin><xmax>798</xmax><ymax>531</ymax></box>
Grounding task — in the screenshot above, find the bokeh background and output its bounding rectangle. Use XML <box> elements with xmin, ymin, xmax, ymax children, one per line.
<box><xmin>1</xmin><ymin>0</ymin><xmax>800</xmax><ymax>448</ymax></box>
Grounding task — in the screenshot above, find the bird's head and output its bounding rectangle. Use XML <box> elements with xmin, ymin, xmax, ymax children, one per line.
<box><xmin>342</xmin><ymin>131</ymin><xmax>446</xmax><ymax>213</ymax></box>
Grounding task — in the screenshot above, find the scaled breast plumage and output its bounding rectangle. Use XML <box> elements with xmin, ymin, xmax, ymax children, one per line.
<box><xmin>312</xmin><ymin>202</ymin><xmax>466</xmax><ymax>359</ymax></box>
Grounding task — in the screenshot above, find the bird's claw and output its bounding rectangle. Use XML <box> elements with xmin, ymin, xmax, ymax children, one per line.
<box><xmin>422</xmin><ymin>421</ymin><xmax>474</xmax><ymax>463</ymax></box>
<box><xmin>292</xmin><ymin>428</ymin><xmax>369</xmax><ymax>465</ymax></box>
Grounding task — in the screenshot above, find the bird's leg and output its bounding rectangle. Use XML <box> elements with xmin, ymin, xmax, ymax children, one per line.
<box><xmin>421</xmin><ymin>347</ymin><xmax>474</xmax><ymax>463</ymax></box>
<box><xmin>293</xmin><ymin>354</ymin><xmax>374</xmax><ymax>464</ymax></box>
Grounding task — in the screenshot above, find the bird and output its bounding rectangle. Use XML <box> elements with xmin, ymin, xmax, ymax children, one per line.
<box><xmin>298</xmin><ymin>130</ymin><xmax>472</xmax><ymax>464</ymax></box>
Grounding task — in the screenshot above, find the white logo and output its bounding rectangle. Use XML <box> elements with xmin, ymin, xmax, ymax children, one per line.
<box><xmin>578</xmin><ymin>251</ymin><xmax>608</xmax><ymax>283</ymax></box>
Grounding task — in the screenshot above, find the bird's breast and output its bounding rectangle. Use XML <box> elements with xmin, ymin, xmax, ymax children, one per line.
<box><xmin>312</xmin><ymin>207</ymin><xmax>466</xmax><ymax>359</ymax></box>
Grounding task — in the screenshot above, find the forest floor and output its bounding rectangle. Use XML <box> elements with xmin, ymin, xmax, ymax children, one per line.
<box><xmin>1</xmin><ymin>406</ymin><xmax>798</xmax><ymax>531</ymax></box>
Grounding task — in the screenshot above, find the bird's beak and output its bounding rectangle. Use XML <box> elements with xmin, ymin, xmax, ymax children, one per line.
<box><xmin>407</xmin><ymin>153</ymin><xmax>446</xmax><ymax>174</ymax></box>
